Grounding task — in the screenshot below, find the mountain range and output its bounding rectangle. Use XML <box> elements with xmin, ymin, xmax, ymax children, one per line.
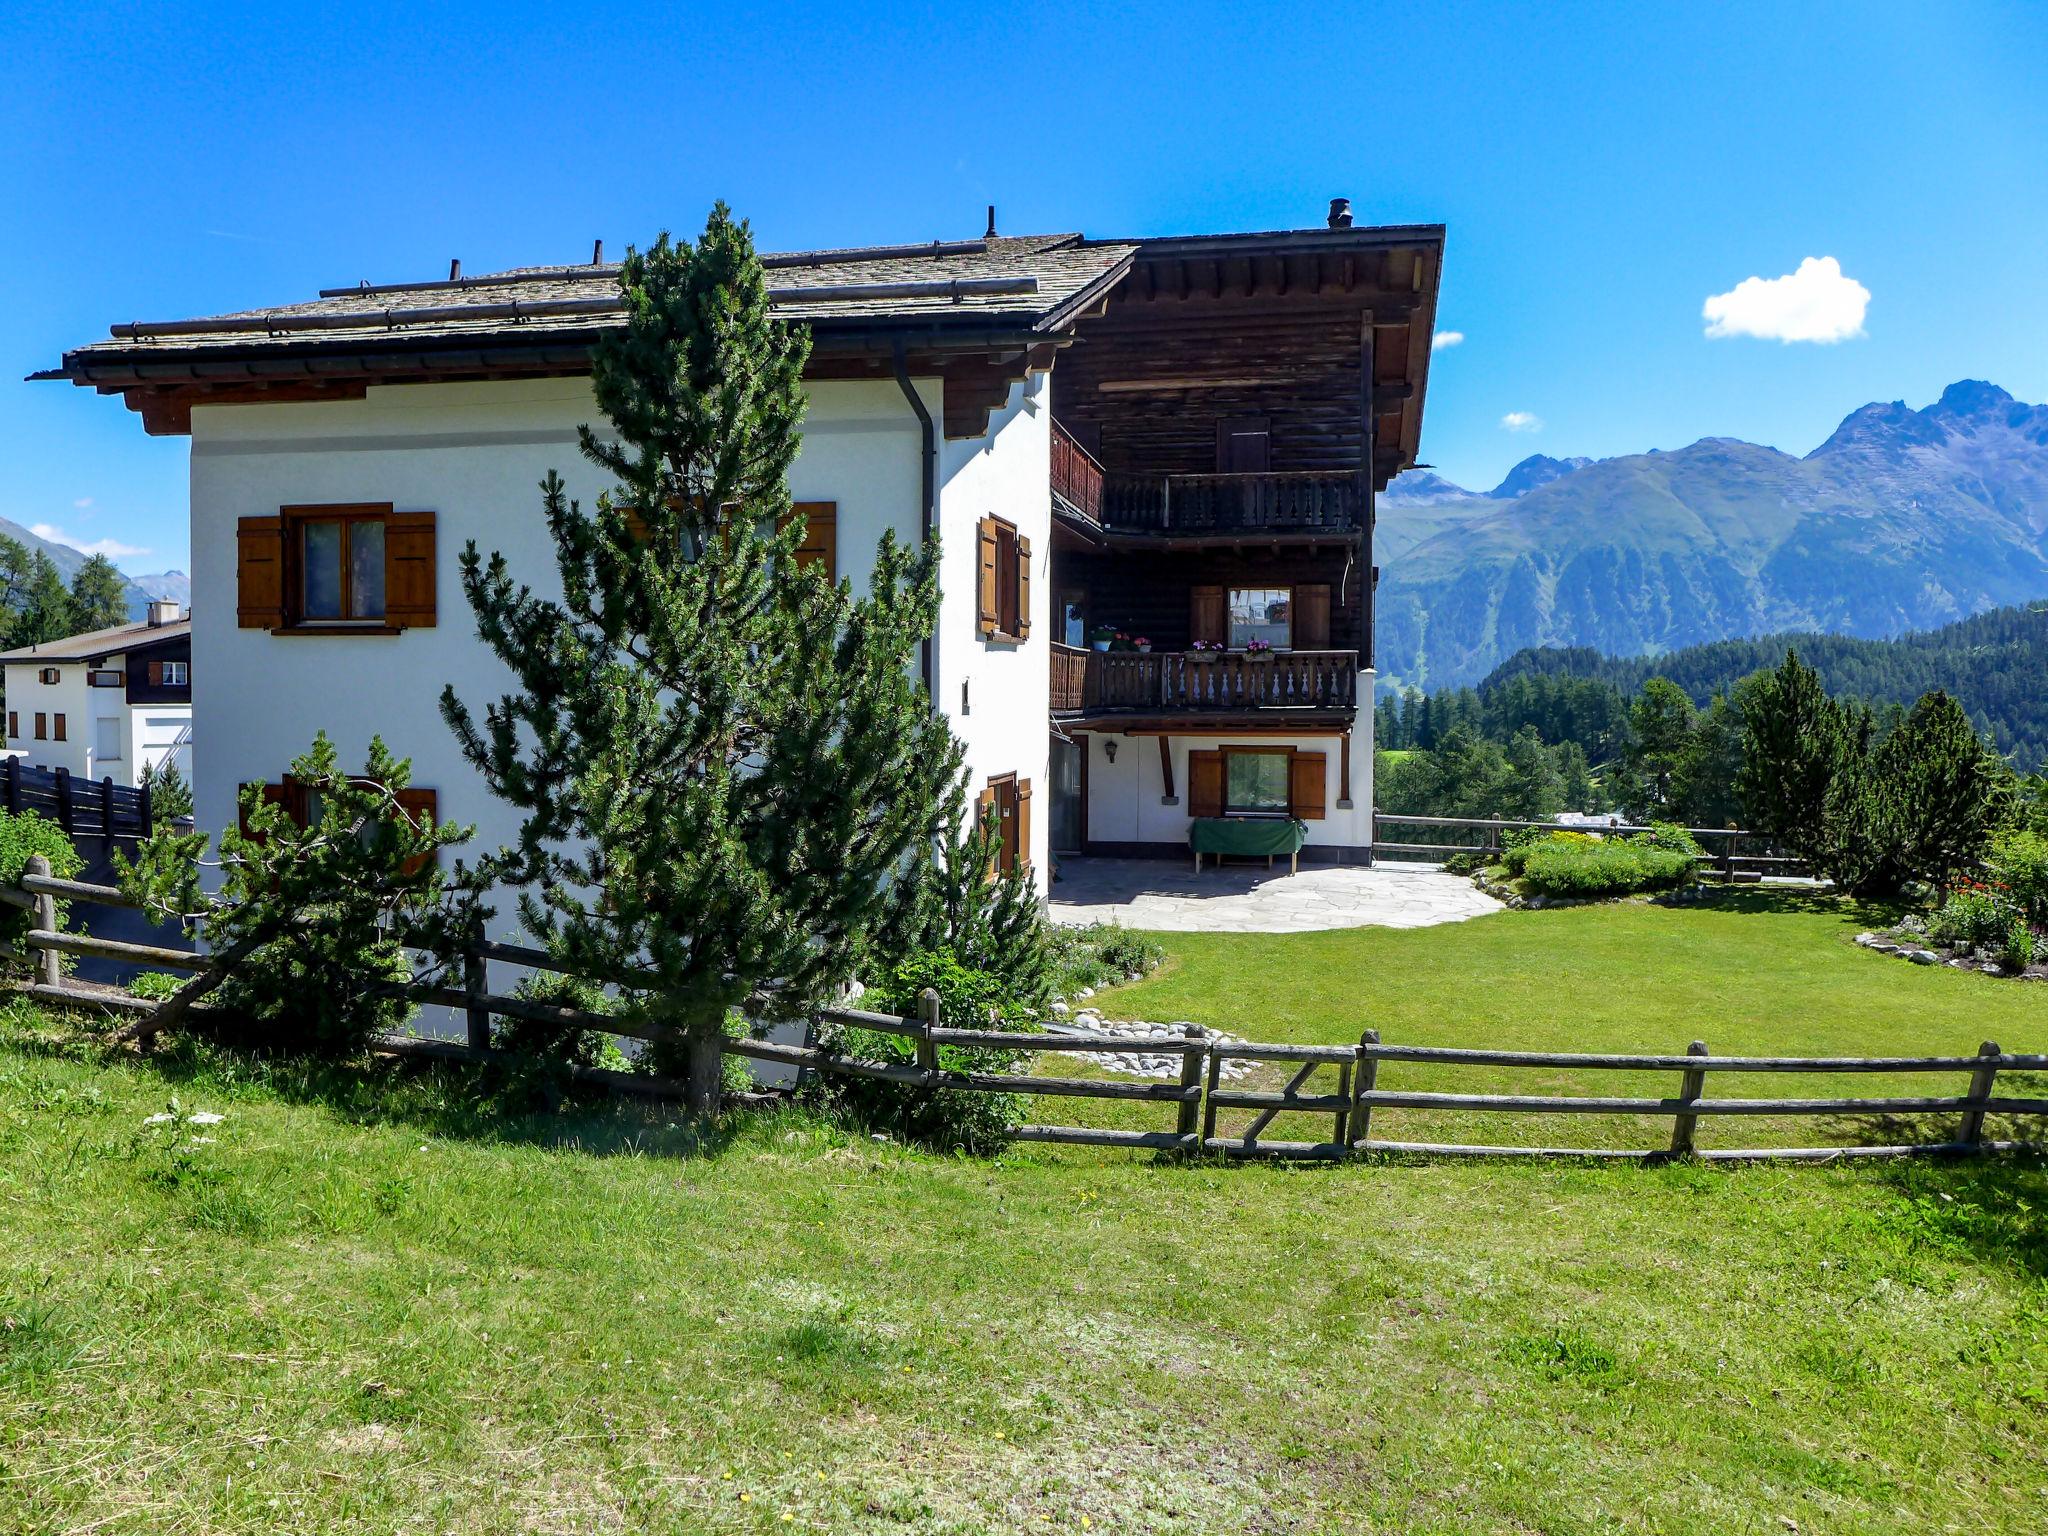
<box><xmin>1376</xmin><ymin>380</ymin><xmax>2048</xmax><ymax>689</ymax></box>
<box><xmin>0</xmin><ymin>513</ymin><xmax>188</xmax><ymax>621</ymax></box>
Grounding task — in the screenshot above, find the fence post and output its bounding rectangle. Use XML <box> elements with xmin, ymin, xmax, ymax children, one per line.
<box><xmin>25</xmin><ymin>853</ymin><xmax>58</xmax><ymax>989</ymax></box>
<box><xmin>99</xmin><ymin>777</ymin><xmax>116</xmax><ymax>847</ymax></box>
<box><xmin>1348</xmin><ymin>1028</ymin><xmax>1379</xmax><ymax>1152</ymax></box>
<box><xmin>915</xmin><ymin>988</ymin><xmax>940</xmax><ymax>1075</ymax></box>
<box><xmin>54</xmin><ymin>768</ymin><xmax>71</xmax><ymax>834</ymax></box>
<box><xmin>1175</xmin><ymin>1024</ymin><xmax>1207</xmax><ymax>1150</ymax></box>
<box><xmin>1959</xmin><ymin>1040</ymin><xmax>2002</xmax><ymax>1150</ymax></box>
<box><xmin>1668</xmin><ymin>1040</ymin><xmax>1709</xmax><ymax>1157</ymax></box>
<box><xmin>139</xmin><ymin>777</ymin><xmax>153</xmax><ymax>835</ymax></box>
<box><xmin>463</xmin><ymin>938</ymin><xmax>492</xmax><ymax>1053</ymax></box>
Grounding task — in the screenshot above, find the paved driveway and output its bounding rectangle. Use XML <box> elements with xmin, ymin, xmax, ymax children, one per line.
<box><xmin>1048</xmin><ymin>857</ymin><xmax>1503</xmax><ymax>934</ymax></box>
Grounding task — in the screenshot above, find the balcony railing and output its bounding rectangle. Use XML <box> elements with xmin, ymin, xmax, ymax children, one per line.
<box><xmin>1050</xmin><ymin>646</ymin><xmax>1359</xmax><ymax>715</ymax></box>
<box><xmin>1050</xmin><ymin>420</ymin><xmax>1105</xmax><ymax>526</ymax></box>
<box><xmin>1101</xmin><ymin>472</ymin><xmax>1363</xmax><ymax>535</ymax></box>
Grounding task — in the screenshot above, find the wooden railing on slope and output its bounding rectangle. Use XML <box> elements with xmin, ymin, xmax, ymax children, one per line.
<box><xmin>1101</xmin><ymin>472</ymin><xmax>1363</xmax><ymax>534</ymax></box>
<box><xmin>2</xmin><ymin>758</ymin><xmax>155</xmax><ymax>844</ymax></box>
<box><xmin>9</xmin><ymin>863</ymin><xmax>2041</xmax><ymax>1163</ymax></box>
<box><xmin>1049</xmin><ymin>419</ymin><xmax>1105</xmax><ymax>526</ymax></box>
<box><xmin>1061</xmin><ymin>649</ymin><xmax>1359</xmax><ymax>715</ymax></box>
<box><xmin>1371</xmin><ymin>812</ymin><xmax>1808</xmax><ymax>879</ymax></box>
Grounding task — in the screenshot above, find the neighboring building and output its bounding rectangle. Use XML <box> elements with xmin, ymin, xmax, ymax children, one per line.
<box><xmin>0</xmin><ymin>603</ymin><xmax>192</xmax><ymax>787</ymax></box>
<box><xmin>37</xmin><ymin>204</ymin><xmax>1440</xmax><ymax>883</ymax></box>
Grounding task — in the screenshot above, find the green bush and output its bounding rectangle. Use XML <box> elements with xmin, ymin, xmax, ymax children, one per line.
<box><xmin>2000</xmin><ymin>918</ymin><xmax>2036</xmax><ymax>973</ymax></box>
<box><xmin>1518</xmin><ymin>837</ymin><xmax>1695</xmax><ymax>898</ymax></box>
<box><xmin>127</xmin><ymin>971</ymin><xmax>184</xmax><ymax>1002</ymax></box>
<box><xmin>1049</xmin><ymin>922</ymin><xmax>1165</xmax><ymax>995</ymax></box>
<box><xmin>1633</xmin><ymin>822</ymin><xmax>1704</xmax><ymax>859</ymax></box>
<box><xmin>1988</xmin><ymin>830</ymin><xmax>2048</xmax><ymax>929</ymax></box>
<box><xmin>830</xmin><ymin>949</ymin><xmax>1036</xmax><ymax>1152</ymax></box>
<box><xmin>1440</xmin><ymin>849</ymin><xmax>1492</xmax><ymax>876</ymax></box>
<box><xmin>1927</xmin><ymin>888</ymin><xmax>2013</xmax><ymax>950</ymax></box>
<box><xmin>0</xmin><ymin>809</ymin><xmax>83</xmax><ymax>969</ymax></box>
<box><xmin>1500</xmin><ymin>830</ymin><xmax>1592</xmax><ymax>878</ymax></box>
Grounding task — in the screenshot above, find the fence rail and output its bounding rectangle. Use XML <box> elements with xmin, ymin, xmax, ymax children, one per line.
<box><xmin>10</xmin><ymin>863</ymin><xmax>2040</xmax><ymax>1163</ymax></box>
<box><xmin>1371</xmin><ymin>812</ymin><xmax>1807</xmax><ymax>878</ymax></box>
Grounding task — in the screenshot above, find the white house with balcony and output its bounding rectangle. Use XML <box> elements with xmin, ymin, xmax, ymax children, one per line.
<box><xmin>0</xmin><ymin>603</ymin><xmax>193</xmax><ymax>787</ymax></box>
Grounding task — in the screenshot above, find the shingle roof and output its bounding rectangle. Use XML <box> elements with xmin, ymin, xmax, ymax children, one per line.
<box><xmin>44</xmin><ymin>234</ymin><xmax>1137</xmax><ymax>379</ymax></box>
<box><xmin>0</xmin><ymin>617</ymin><xmax>190</xmax><ymax>664</ymax></box>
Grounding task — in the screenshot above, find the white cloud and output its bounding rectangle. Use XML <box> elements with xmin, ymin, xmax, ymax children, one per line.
<box><xmin>1500</xmin><ymin>411</ymin><xmax>1543</xmax><ymax>433</ymax></box>
<box><xmin>1702</xmin><ymin>256</ymin><xmax>1869</xmax><ymax>343</ymax></box>
<box><xmin>1431</xmin><ymin>329</ymin><xmax>1464</xmax><ymax>351</ymax></box>
<box><xmin>72</xmin><ymin>497</ymin><xmax>93</xmax><ymax>510</ymax></box>
<box><xmin>29</xmin><ymin>523</ymin><xmax>151</xmax><ymax>560</ymax></box>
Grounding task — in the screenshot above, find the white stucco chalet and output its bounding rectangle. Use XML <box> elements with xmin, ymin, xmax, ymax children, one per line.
<box><xmin>39</xmin><ymin>207</ymin><xmax>1443</xmax><ymax>892</ymax></box>
<box><xmin>0</xmin><ymin>603</ymin><xmax>193</xmax><ymax>787</ymax></box>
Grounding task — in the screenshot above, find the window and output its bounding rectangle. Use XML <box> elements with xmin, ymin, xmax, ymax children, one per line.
<box><xmin>785</xmin><ymin>501</ymin><xmax>837</xmax><ymax>579</ymax></box>
<box><xmin>33</xmin><ymin>713</ymin><xmax>45</xmax><ymax>741</ymax></box>
<box><xmin>6</xmin><ymin>712</ymin><xmax>14</xmax><ymax>739</ymax></box>
<box><xmin>976</xmin><ymin>516</ymin><xmax>1032</xmax><ymax>642</ymax></box>
<box><xmin>1058</xmin><ymin>591</ymin><xmax>1087</xmax><ymax>647</ymax></box>
<box><xmin>94</xmin><ymin>717</ymin><xmax>121</xmax><ymax>762</ymax></box>
<box><xmin>146</xmin><ymin>660</ymin><xmax>188</xmax><ymax>688</ymax></box>
<box><xmin>88</xmin><ymin>669</ymin><xmax>124</xmax><ymax>688</ymax></box>
<box><xmin>239</xmin><ymin>505</ymin><xmax>436</xmax><ymax>631</ymax></box>
<box><xmin>52</xmin><ymin>714</ymin><xmax>65</xmax><ymax>743</ymax></box>
<box><xmin>1228</xmin><ymin>588</ymin><xmax>1292</xmax><ymax>650</ymax></box>
<box><xmin>37</xmin><ymin>667</ymin><xmax>58</xmax><ymax>685</ymax></box>
<box><xmin>1224</xmin><ymin>748</ymin><xmax>1292</xmax><ymax>814</ymax></box>
<box><xmin>242</xmin><ymin>779</ymin><xmax>440</xmax><ymax>872</ymax></box>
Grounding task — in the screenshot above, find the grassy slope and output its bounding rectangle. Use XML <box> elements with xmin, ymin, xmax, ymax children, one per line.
<box><xmin>2</xmin><ymin>898</ymin><xmax>2045</xmax><ymax>1534</ymax></box>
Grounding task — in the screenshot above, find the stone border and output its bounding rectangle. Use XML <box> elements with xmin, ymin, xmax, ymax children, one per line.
<box><xmin>1855</xmin><ymin>930</ymin><xmax>2047</xmax><ymax>982</ymax></box>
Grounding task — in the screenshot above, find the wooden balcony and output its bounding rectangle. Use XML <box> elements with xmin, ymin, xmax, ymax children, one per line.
<box><xmin>1050</xmin><ymin>420</ymin><xmax>1105</xmax><ymax>526</ymax></box>
<box><xmin>1050</xmin><ymin>644</ymin><xmax>1359</xmax><ymax>718</ymax></box>
<box><xmin>1101</xmin><ymin>471</ymin><xmax>1363</xmax><ymax>536</ymax></box>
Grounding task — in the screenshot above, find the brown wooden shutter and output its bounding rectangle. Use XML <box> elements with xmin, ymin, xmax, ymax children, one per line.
<box><xmin>1016</xmin><ymin>778</ymin><xmax>1033</xmax><ymax>870</ymax></box>
<box><xmin>147</xmin><ymin>660</ymin><xmax>164</xmax><ymax>686</ymax></box>
<box><xmin>789</xmin><ymin>501</ymin><xmax>837</xmax><ymax>578</ymax></box>
<box><xmin>237</xmin><ymin>515</ymin><xmax>287</xmax><ymax>628</ymax></box>
<box><xmin>52</xmin><ymin>715</ymin><xmax>64</xmax><ymax>743</ymax></box>
<box><xmin>1290</xmin><ymin>750</ymin><xmax>1327</xmax><ymax>821</ymax></box>
<box><xmin>1015</xmin><ymin>535</ymin><xmax>1033</xmax><ymax>639</ymax></box>
<box><xmin>1188</xmin><ymin>749</ymin><xmax>1224</xmax><ymax>820</ymax></box>
<box><xmin>393</xmin><ymin>786</ymin><xmax>440</xmax><ymax>875</ymax></box>
<box><xmin>385</xmin><ymin>511</ymin><xmax>437</xmax><ymax>628</ymax></box>
<box><xmin>1190</xmin><ymin>586</ymin><xmax>1226</xmax><ymax>646</ymax></box>
<box><xmin>976</xmin><ymin>517</ymin><xmax>1000</xmax><ymax>637</ymax></box>
<box><xmin>33</xmin><ymin>714</ymin><xmax>45</xmax><ymax>741</ymax></box>
<box><xmin>1294</xmin><ymin>583</ymin><xmax>1332</xmax><ymax>649</ymax></box>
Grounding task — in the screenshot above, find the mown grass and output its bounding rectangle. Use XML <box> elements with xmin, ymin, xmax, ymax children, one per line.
<box><xmin>0</xmin><ymin>892</ymin><xmax>2044</xmax><ymax>1533</ymax></box>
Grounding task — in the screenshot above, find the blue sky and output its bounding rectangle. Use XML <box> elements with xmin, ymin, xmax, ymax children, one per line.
<box><xmin>3</xmin><ymin>0</ymin><xmax>2044</xmax><ymax>571</ymax></box>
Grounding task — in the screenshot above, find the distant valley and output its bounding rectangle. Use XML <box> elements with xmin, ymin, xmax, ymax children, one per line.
<box><xmin>1376</xmin><ymin>381</ymin><xmax>2048</xmax><ymax>689</ymax></box>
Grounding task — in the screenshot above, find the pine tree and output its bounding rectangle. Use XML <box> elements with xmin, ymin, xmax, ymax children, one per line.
<box><xmin>68</xmin><ymin>555</ymin><xmax>130</xmax><ymax>631</ymax></box>
<box><xmin>442</xmin><ymin>208</ymin><xmax>963</xmax><ymax>1110</ymax></box>
<box><xmin>16</xmin><ymin>552</ymin><xmax>73</xmax><ymax>646</ymax></box>
<box><xmin>1739</xmin><ymin>651</ymin><xmax>1848</xmax><ymax>860</ymax></box>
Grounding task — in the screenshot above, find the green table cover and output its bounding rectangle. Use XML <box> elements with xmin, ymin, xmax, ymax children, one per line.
<box><xmin>1188</xmin><ymin>817</ymin><xmax>1308</xmax><ymax>857</ymax></box>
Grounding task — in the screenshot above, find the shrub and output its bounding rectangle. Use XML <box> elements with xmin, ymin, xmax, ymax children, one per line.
<box><xmin>1988</xmin><ymin>830</ymin><xmax>2048</xmax><ymax>930</ymax></box>
<box><xmin>487</xmin><ymin>970</ymin><xmax>632</xmax><ymax>1104</ymax></box>
<box><xmin>830</xmin><ymin>949</ymin><xmax>1035</xmax><ymax>1153</ymax></box>
<box><xmin>1633</xmin><ymin>822</ymin><xmax>1704</xmax><ymax>859</ymax></box>
<box><xmin>1926</xmin><ymin>888</ymin><xmax>2012</xmax><ymax>951</ymax></box>
<box><xmin>0</xmin><ymin>809</ymin><xmax>83</xmax><ymax>969</ymax></box>
<box><xmin>1049</xmin><ymin>922</ymin><xmax>1165</xmax><ymax>994</ymax></box>
<box><xmin>1440</xmin><ymin>849</ymin><xmax>1492</xmax><ymax>876</ymax></box>
<box><xmin>1518</xmin><ymin>837</ymin><xmax>1695</xmax><ymax>898</ymax></box>
<box><xmin>127</xmin><ymin>971</ymin><xmax>184</xmax><ymax>1002</ymax></box>
<box><xmin>2000</xmin><ymin>918</ymin><xmax>2036</xmax><ymax>974</ymax></box>
<box><xmin>138</xmin><ymin>760</ymin><xmax>194</xmax><ymax>825</ymax></box>
<box><xmin>1500</xmin><ymin>830</ymin><xmax>1591</xmax><ymax>878</ymax></box>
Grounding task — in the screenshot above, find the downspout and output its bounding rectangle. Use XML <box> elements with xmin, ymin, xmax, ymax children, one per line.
<box><xmin>893</xmin><ymin>338</ymin><xmax>938</xmax><ymax>700</ymax></box>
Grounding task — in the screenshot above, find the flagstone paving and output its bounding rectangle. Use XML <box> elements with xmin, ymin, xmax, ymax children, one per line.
<box><xmin>1048</xmin><ymin>856</ymin><xmax>1504</xmax><ymax>934</ymax></box>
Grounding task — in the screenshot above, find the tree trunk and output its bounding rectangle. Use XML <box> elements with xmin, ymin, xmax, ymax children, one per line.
<box><xmin>686</xmin><ymin>1031</ymin><xmax>724</xmax><ymax>1116</ymax></box>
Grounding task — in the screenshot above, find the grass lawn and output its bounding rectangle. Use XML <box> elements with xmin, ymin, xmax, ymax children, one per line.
<box><xmin>2</xmin><ymin>893</ymin><xmax>2045</xmax><ymax>1533</ymax></box>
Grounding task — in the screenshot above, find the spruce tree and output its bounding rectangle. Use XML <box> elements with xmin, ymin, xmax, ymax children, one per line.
<box><xmin>68</xmin><ymin>555</ymin><xmax>131</xmax><ymax>631</ymax></box>
<box><xmin>442</xmin><ymin>208</ymin><xmax>963</xmax><ymax>1110</ymax></box>
<box><xmin>17</xmin><ymin>552</ymin><xmax>73</xmax><ymax>645</ymax></box>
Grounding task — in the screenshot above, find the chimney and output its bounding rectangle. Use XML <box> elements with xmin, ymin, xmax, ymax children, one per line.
<box><xmin>592</xmin><ymin>238</ymin><xmax>604</xmax><ymax>265</ymax></box>
<box><xmin>985</xmin><ymin>204</ymin><xmax>997</xmax><ymax>240</ymax></box>
<box><xmin>147</xmin><ymin>600</ymin><xmax>179</xmax><ymax>628</ymax></box>
<box><xmin>1328</xmin><ymin>197</ymin><xmax>1354</xmax><ymax>229</ymax></box>
<box><xmin>449</xmin><ymin>257</ymin><xmax>462</xmax><ymax>280</ymax></box>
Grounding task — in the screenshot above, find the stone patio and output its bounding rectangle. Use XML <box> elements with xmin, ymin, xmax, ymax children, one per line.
<box><xmin>1048</xmin><ymin>857</ymin><xmax>1504</xmax><ymax>934</ymax></box>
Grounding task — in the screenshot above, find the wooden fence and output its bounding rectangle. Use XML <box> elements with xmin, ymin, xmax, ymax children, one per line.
<box><xmin>7</xmin><ymin>861</ymin><xmax>2043</xmax><ymax>1162</ymax></box>
<box><xmin>2</xmin><ymin>758</ymin><xmax>155</xmax><ymax>844</ymax></box>
<box><xmin>1372</xmin><ymin>812</ymin><xmax>1808</xmax><ymax>879</ymax></box>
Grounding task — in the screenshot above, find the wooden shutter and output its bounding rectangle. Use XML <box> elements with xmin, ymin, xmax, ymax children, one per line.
<box><xmin>1015</xmin><ymin>535</ymin><xmax>1033</xmax><ymax>640</ymax></box>
<box><xmin>53</xmin><ymin>715</ymin><xmax>65</xmax><ymax>742</ymax></box>
<box><xmin>789</xmin><ymin>501</ymin><xmax>837</xmax><ymax>578</ymax></box>
<box><xmin>385</xmin><ymin>511</ymin><xmax>437</xmax><ymax>628</ymax></box>
<box><xmin>239</xmin><ymin>781</ymin><xmax>296</xmax><ymax>840</ymax></box>
<box><xmin>975</xmin><ymin>781</ymin><xmax>999</xmax><ymax>877</ymax></box>
<box><xmin>1294</xmin><ymin>584</ymin><xmax>1331</xmax><ymax>649</ymax></box>
<box><xmin>1290</xmin><ymin>750</ymin><xmax>1327</xmax><ymax>821</ymax></box>
<box><xmin>33</xmin><ymin>714</ymin><xmax>45</xmax><ymax>741</ymax></box>
<box><xmin>237</xmin><ymin>515</ymin><xmax>287</xmax><ymax>628</ymax></box>
<box><xmin>1190</xmin><ymin>586</ymin><xmax>1226</xmax><ymax>646</ymax></box>
<box><xmin>1188</xmin><ymin>749</ymin><xmax>1224</xmax><ymax>820</ymax></box>
<box><xmin>976</xmin><ymin>517</ymin><xmax>1000</xmax><ymax>637</ymax></box>
<box><xmin>393</xmin><ymin>787</ymin><xmax>440</xmax><ymax>875</ymax></box>
<box><xmin>147</xmin><ymin>660</ymin><xmax>164</xmax><ymax>686</ymax></box>
<box><xmin>1016</xmin><ymin>778</ymin><xmax>1033</xmax><ymax>870</ymax></box>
